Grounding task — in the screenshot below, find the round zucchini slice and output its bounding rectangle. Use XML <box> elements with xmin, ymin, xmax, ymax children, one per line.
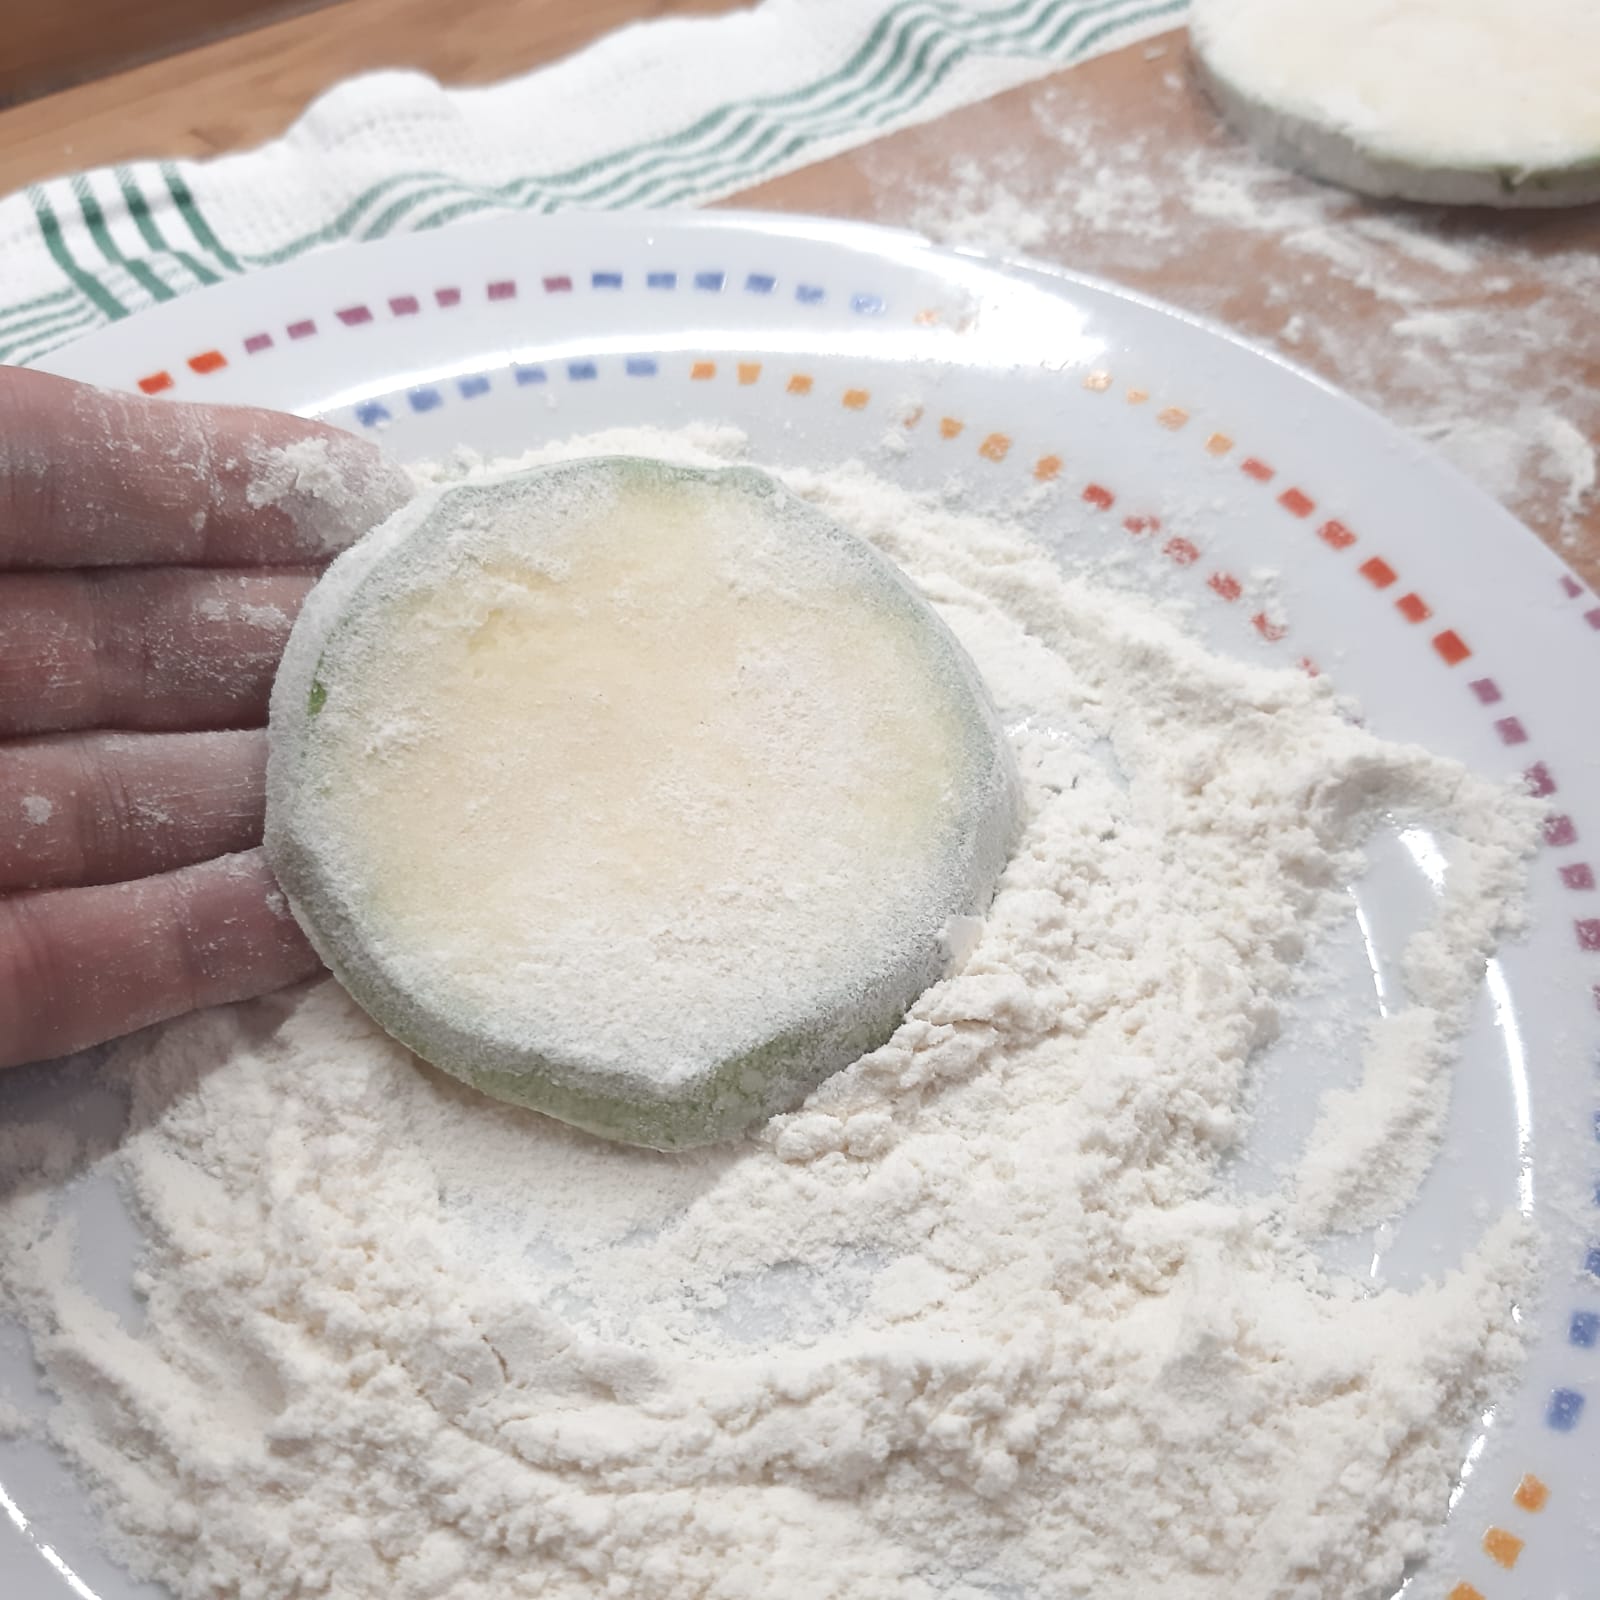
<box><xmin>1191</xmin><ymin>0</ymin><xmax>1600</xmax><ymax>208</ymax></box>
<box><xmin>266</xmin><ymin>457</ymin><xmax>1020</xmax><ymax>1150</ymax></box>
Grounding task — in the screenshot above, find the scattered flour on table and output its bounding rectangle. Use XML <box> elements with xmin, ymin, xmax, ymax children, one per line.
<box><xmin>886</xmin><ymin>80</ymin><xmax>1600</xmax><ymax>547</ymax></box>
<box><xmin>0</xmin><ymin>427</ymin><xmax>1542</xmax><ymax>1600</ymax></box>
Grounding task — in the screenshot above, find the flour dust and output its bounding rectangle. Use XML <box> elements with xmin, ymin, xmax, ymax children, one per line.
<box><xmin>0</xmin><ymin>427</ymin><xmax>1541</xmax><ymax>1600</ymax></box>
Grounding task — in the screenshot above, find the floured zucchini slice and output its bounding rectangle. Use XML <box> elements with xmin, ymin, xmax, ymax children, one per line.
<box><xmin>1191</xmin><ymin>0</ymin><xmax>1600</xmax><ymax>208</ymax></box>
<box><xmin>266</xmin><ymin>457</ymin><xmax>1020</xmax><ymax>1150</ymax></box>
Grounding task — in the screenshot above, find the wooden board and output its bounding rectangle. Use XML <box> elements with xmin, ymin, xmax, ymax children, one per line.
<box><xmin>2</xmin><ymin>0</ymin><xmax>338</xmax><ymax>106</ymax></box>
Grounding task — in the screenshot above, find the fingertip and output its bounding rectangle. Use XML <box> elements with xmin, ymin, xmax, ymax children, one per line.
<box><xmin>0</xmin><ymin>849</ymin><xmax>322</xmax><ymax>1070</ymax></box>
<box><xmin>232</xmin><ymin>417</ymin><xmax>415</xmax><ymax>558</ymax></box>
<box><xmin>0</xmin><ymin>368</ymin><xmax>415</xmax><ymax>568</ymax></box>
<box><xmin>172</xmin><ymin>848</ymin><xmax>324</xmax><ymax>1002</ymax></box>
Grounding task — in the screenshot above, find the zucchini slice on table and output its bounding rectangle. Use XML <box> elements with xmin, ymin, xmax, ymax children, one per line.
<box><xmin>1191</xmin><ymin>0</ymin><xmax>1600</xmax><ymax>208</ymax></box>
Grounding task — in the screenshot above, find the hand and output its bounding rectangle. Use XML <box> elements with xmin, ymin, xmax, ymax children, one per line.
<box><xmin>0</xmin><ymin>366</ymin><xmax>413</xmax><ymax>1070</ymax></box>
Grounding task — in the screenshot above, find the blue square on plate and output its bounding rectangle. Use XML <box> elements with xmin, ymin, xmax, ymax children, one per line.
<box><xmin>1547</xmin><ymin>1388</ymin><xmax>1586</xmax><ymax>1431</ymax></box>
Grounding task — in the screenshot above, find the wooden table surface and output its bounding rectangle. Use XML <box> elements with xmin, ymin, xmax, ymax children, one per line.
<box><xmin>2</xmin><ymin>3</ymin><xmax>1596</xmax><ymax>588</ymax></box>
<box><xmin>0</xmin><ymin>0</ymin><xmax>745</xmax><ymax>187</ymax></box>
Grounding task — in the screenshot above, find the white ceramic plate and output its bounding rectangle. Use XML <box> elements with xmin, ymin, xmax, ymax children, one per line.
<box><xmin>3</xmin><ymin>211</ymin><xmax>1597</xmax><ymax>1600</ymax></box>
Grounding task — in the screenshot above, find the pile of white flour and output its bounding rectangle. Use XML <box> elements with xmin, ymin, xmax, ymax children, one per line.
<box><xmin>0</xmin><ymin>428</ymin><xmax>1539</xmax><ymax>1600</ymax></box>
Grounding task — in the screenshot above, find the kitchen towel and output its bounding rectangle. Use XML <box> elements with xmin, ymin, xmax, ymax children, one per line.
<box><xmin>0</xmin><ymin>0</ymin><xmax>1183</xmax><ymax>364</ymax></box>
